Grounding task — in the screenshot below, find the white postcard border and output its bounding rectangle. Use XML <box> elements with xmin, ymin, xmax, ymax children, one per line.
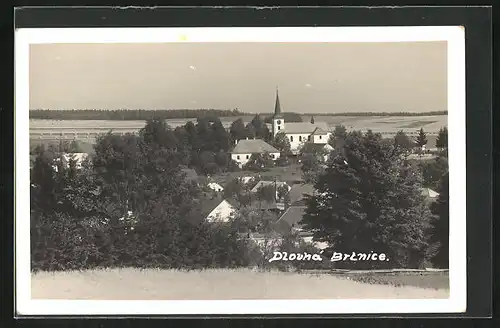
<box><xmin>15</xmin><ymin>26</ymin><xmax>466</xmax><ymax>315</ymax></box>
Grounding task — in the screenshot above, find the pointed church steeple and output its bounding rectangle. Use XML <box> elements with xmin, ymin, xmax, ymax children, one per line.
<box><xmin>274</xmin><ymin>86</ymin><xmax>283</xmax><ymax>118</ymax></box>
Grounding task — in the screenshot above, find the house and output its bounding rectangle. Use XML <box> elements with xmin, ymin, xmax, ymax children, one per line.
<box><xmin>299</xmin><ymin>143</ymin><xmax>334</xmax><ymax>163</ymax></box>
<box><xmin>230</xmin><ymin>139</ymin><xmax>281</xmax><ymax>167</ymax></box>
<box><xmin>248</xmin><ymin>198</ymin><xmax>286</xmax><ymax>212</ymax></box>
<box><xmin>207</xmin><ymin>182</ymin><xmax>224</xmax><ymax>192</ymax></box>
<box><xmin>63</xmin><ymin>153</ymin><xmax>89</xmax><ymax>168</ymax></box>
<box><xmin>421</xmin><ymin>188</ymin><xmax>440</xmax><ymax>199</ymax></box>
<box><xmin>271</xmin><ymin>88</ymin><xmax>332</xmax><ymax>154</ymax></box>
<box><xmin>238</xmin><ymin>176</ymin><xmax>256</xmax><ymax>185</ymax></box>
<box><xmin>205</xmin><ymin>199</ymin><xmax>239</xmax><ymax>223</ymax></box>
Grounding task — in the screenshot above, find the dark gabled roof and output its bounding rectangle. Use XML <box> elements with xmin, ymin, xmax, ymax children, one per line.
<box><xmin>231</xmin><ymin>139</ymin><xmax>280</xmax><ymax>154</ymax></box>
<box><xmin>311</xmin><ymin>127</ymin><xmax>329</xmax><ymax>135</ymax></box>
<box><xmin>251</xmin><ymin>180</ymin><xmax>289</xmax><ymax>193</ymax></box>
<box><xmin>276</xmin><ymin>206</ymin><xmax>307</xmax><ymax>228</ymax></box>
<box><xmin>289</xmin><ymin>183</ymin><xmax>315</xmax><ymax>205</ymax></box>
<box><xmin>180</xmin><ymin>167</ymin><xmax>199</xmax><ymax>181</ymax></box>
<box><xmin>274</xmin><ymin>87</ymin><xmax>283</xmax><ymax>118</ymax></box>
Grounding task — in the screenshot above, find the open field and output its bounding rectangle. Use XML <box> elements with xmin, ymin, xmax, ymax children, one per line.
<box><xmin>31</xmin><ymin>268</ymin><xmax>449</xmax><ymax>300</ymax></box>
<box><xmin>345</xmin><ymin>272</ymin><xmax>449</xmax><ymax>290</ymax></box>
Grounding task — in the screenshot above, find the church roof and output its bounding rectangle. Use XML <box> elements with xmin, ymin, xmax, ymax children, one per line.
<box><xmin>231</xmin><ymin>139</ymin><xmax>280</xmax><ymax>154</ymax></box>
<box><xmin>273</xmin><ymin>87</ymin><xmax>283</xmax><ymax>118</ymax></box>
<box><xmin>282</xmin><ymin>122</ymin><xmax>330</xmax><ymax>134</ymax></box>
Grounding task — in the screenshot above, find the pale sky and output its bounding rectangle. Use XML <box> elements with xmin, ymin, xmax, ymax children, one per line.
<box><xmin>29</xmin><ymin>42</ymin><xmax>447</xmax><ymax>113</ymax></box>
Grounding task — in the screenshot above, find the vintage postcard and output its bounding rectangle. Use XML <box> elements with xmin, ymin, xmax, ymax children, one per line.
<box><xmin>15</xmin><ymin>26</ymin><xmax>466</xmax><ymax>315</ymax></box>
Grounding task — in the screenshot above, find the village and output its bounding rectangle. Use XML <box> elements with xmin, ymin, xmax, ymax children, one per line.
<box><xmin>31</xmin><ymin>89</ymin><xmax>446</xmax><ymax>256</ymax></box>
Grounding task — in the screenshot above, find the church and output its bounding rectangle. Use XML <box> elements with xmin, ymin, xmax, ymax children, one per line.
<box><xmin>271</xmin><ymin>88</ymin><xmax>332</xmax><ymax>154</ymax></box>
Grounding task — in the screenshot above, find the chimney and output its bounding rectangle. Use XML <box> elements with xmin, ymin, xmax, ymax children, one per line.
<box><xmin>234</xmin><ymin>139</ymin><xmax>238</xmax><ymax>145</ymax></box>
<box><xmin>246</xmin><ymin>137</ymin><xmax>249</xmax><ymax>140</ymax></box>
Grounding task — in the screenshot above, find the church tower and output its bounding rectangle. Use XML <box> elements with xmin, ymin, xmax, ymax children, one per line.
<box><xmin>272</xmin><ymin>87</ymin><xmax>285</xmax><ymax>137</ymax></box>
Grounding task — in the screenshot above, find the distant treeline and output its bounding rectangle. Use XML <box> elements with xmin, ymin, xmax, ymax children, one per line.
<box><xmin>310</xmin><ymin>111</ymin><xmax>448</xmax><ymax>117</ymax></box>
<box><xmin>29</xmin><ymin>109</ymin><xmax>251</xmax><ymax>121</ymax></box>
<box><xmin>29</xmin><ymin>109</ymin><xmax>448</xmax><ymax>121</ymax></box>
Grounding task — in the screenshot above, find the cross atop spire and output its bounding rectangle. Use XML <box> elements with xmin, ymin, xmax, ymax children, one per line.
<box><xmin>274</xmin><ymin>86</ymin><xmax>283</xmax><ymax>118</ymax></box>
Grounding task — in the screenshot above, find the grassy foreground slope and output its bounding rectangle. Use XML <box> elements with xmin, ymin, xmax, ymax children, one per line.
<box><xmin>32</xmin><ymin>268</ymin><xmax>449</xmax><ymax>300</ymax></box>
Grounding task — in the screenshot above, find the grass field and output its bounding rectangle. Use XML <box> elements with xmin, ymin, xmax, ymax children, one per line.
<box><xmin>29</xmin><ymin>115</ymin><xmax>447</xmax><ymax>134</ymax></box>
<box><xmin>346</xmin><ymin>272</ymin><xmax>449</xmax><ymax>290</ymax></box>
<box><xmin>31</xmin><ymin>268</ymin><xmax>449</xmax><ymax>300</ymax></box>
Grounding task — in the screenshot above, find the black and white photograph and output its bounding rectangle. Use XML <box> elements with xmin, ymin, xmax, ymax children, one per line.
<box><xmin>15</xmin><ymin>25</ymin><xmax>466</xmax><ymax>315</ymax></box>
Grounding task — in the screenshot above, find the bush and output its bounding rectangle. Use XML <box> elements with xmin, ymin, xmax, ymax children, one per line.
<box><xmin>30</xmin><ymin>131</ymin><xmax>251</xmax><ymax>272</ymax></box>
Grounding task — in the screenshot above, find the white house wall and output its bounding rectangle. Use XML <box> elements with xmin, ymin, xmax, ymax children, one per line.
<box><xmin>287</xmin><ymin>133</ymin><xmax>309</xmax><ymax>153</ymax></box>
<box><xmin>206</xmin><ymin>200</ymin><xmax>236</xmax><ymax>223</ymax></box>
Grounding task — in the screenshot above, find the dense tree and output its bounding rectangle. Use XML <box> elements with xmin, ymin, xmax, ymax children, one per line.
<box><xmin>31</xmin><ymin>121</ymin><xmax>251</xmax><ymax>271</ymax></box>
<box><xmin>173</xmin><ymin>126</ymin><xmax>191</xmax><ymax>152</ymax></box>
<box><xmin>275</xmin><ymin>155</ymin><xmax>291</xmax><ymax>167</ymax></box>
<box><xmin>299</xmin><ymin>142</ymin><xmax>329</xmax><ymax>184</ymax></box>
<box><xmin>210</xmin><ymin>118</ymin><xmax>232</xmax><ymax>152</ymax></box>
<box><xmin>195</xmin><ymin>117</ymin><xmax>212</xmax><ymax>151</ymax></box>
<box><xmin>30</xmin><ymin>147</ymin><xmax>61</xmax><ymax>215</ymax></box>
<box><xmin>301</xmin><ymin>130</ymin><xmax>434</xmax><ymax>269</ymax></box>
<box><xmin>30</xmin><ymin>108</ymin><xmax>249</xmax><ymax>121</ymax></box>
<box><xmin>276</xmin><ymin>184</ymin><xmax>291</xmax><ymax>207</ymax></box>
<box><xmin>394</xmin><ymin>130</ymin><xmax>413</xmax><ymax>152</ymax></box>
<box><xmin>184</xmin><ymin>121</ymin><xmax>198</xmax><ymax>149</ymax></box>
<box><xmin>199</xmin><ymin>151</ymin><xmax>219</xmax><ymax>175</ymax></box>
<box><xmin>248</xmin><ymin>114</ymin><xmax>271</xmax><ymax>141</ymax></box>
<box><xmin>224</xmin><ymin>177</ymin><xmax>253</xmax><ymax>207</ymax></box>
<box><xmin>415</xmin><ymin>128</ymin><xmax>428</xmax><ymax>149</ymax></box>
<box><xmin>429</xmin><ymin>172</ymin><xmax>449</xmax><ymax>268</ymax></box>
<box><xmin>300</xmin><ymin>153</ymin><xmax>325</xmax><ymax>185</ymax></box>
<box><xmin>256</xmin><ymin>184</ymin><xmax>276</xmax><ymax>205</ymax></box>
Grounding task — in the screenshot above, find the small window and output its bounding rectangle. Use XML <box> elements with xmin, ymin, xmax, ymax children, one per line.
<box><xmin>246</xmin><ymin>155</ymin><xmax>249</xmax><ymax>159</ymax></box>
<box><xmin>299</xmin><ymin>136</ymin><xmax>302</xmax><ymax>142</ymax></box>
<box><xmin>290</xmin><ymin>136</ymin><xmax>294</xmax><ymax>142</ymax></box>
<box><xmin>237</xmin><ymin>155</ymin><xmax>240</xmax><ymax>160</ymax></box>
<box><xmin>308</xmin><ymin>135</ymin><xmax>311</xmax><ymax>141</ymax></box>
<box><xmin>319</xmin><ymin>135</ymin><xmax>322</xmax><ymax>139</ymax></box>
<box><xmin>277</xmin><ymin>126</ymin><xmax>281</xmax><ymax>130</ymax></box>
<box><xmin>271</xmin><ymin>154</ymin><xmax>275</xmax><ymax>158</ymax></box>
